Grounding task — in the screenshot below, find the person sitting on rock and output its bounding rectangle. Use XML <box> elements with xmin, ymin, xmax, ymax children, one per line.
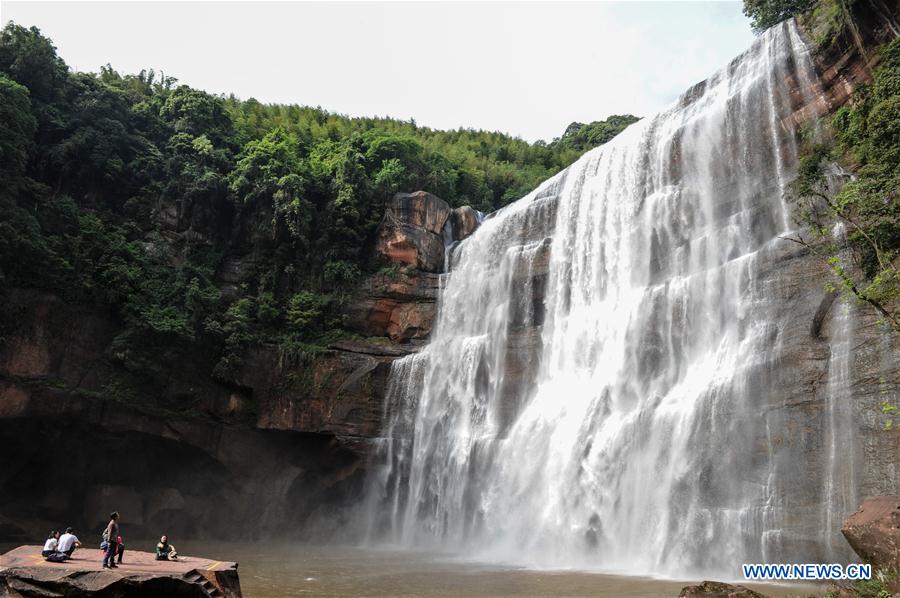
<box><xmin>42</xmin><ymin>530</ymin><xmax>60</xmax><ymax>558</ymax></box>
<box><xmin>156</xmin><ymin>535</ymin><xmax>177</xmax><ymax>561</ymax></box>
<box><xmin>57</xmin><ymin>527</ymin><xmax>81</xmax><ymax>557</ymax></box>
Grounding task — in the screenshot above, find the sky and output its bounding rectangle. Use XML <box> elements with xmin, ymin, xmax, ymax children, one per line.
<box><xmin>1</xmin><ymin>1</ymin><xmax>755</xmax><ymax>142</ymax></box>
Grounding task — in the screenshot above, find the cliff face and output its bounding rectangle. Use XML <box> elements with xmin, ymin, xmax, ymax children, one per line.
<box><xmin>0</xmin><ymin>190</ymin><xmax>471</xmax><ymax>542</ymax></box>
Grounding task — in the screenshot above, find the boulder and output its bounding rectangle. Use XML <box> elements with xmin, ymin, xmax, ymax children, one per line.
<box><xmin>450</xmin><ymin>206</ymin><xmax>481</xmax><ymax>242</ymax></box>
<box><xmin>678</xmin><ymin>581</ymin><xmax>768</xmax><ymax>598</ymax></box>
<box><xmin>376</xmin><ymin>191</ymin><xmax>451</xmax><ymax>272</ymax></box>
<box><xmin>841</xmin><ymin>496</ymin><xmax>900</xmax><ymax>570</ymax></box>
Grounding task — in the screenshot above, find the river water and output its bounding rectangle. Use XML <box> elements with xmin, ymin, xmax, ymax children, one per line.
<box><xmin>0</xmin><ymin>541</ymin><xmax>824</xmax><ymax>596</ymax></box>
<box><xmin>174</xmin><ymin>542</ymin><xmax>819</xmax><ymax>597</ymax></box>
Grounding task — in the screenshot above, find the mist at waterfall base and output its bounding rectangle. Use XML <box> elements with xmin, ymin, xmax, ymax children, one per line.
<box><xmin>356</xmin><ymin>20</ymin><xmax>861</xmax><ymax>580</ymax></box>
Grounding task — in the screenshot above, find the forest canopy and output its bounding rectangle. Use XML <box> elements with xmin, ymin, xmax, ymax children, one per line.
<box><xmin>0</xmin><ymin>22</ymin><xmax>637</xmax><ymax>376</ymax></box>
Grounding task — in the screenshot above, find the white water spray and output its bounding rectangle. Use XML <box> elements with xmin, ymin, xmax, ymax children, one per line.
<box><xmin>362</xmin><ymin>21</ymin><xmax>857</xmax><ymax>578</ymax></box>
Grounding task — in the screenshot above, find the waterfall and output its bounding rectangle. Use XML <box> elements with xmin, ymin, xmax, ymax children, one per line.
<box><xmin>821</xmin><ymin>222</ymin><xmax>858</xmax><ymax>562</ymax></box>
<box><xmin>362</xmin><ymin>20</ymin><xmax>853</xmax><ymax>578</ymax></box>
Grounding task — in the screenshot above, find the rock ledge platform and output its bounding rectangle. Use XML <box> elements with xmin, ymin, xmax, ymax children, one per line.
<box><xmin>0</xmin><ymin>545</ymin><xmax>241</xmax><ymax>597</ymax></box>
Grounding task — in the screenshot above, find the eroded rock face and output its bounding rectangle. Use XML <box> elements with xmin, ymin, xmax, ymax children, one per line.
<box><xmin>343</xmin><ymin>268</ymin><xmax>440</xmax><ymax>342</ymax></box>
<box><xmin>450</xmin><ymin>206</ymin><xmax>481</xmax><ymax>242</ymax></box>
<box><xmin>0</xmin><ymin>185</ymin><xmax>477</xmax><ymax>542</ymax></box>
<box><xmin>842</xmin><ymin>496</ymin><xmax>900</xmax><ymax>570</ymax></box>
<box><xmin>253</xmin><ymin>342</ymin><xmax>395</xmax><ymax>441</ymax></box>
<box><xmin>376</xmin><ymin>191</ymin><xmax>452</xmax><ymax>272</ymax></box>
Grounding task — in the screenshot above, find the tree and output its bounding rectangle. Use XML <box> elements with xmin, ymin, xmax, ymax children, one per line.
<box><xmin>160</xmin><ymin>85</ymin><xmax>234</xmax><ymax>146</ymax></box>
<box><xmin>0</xmin><ymin>74</ymin><xmax>37</xmax><ymax>176</ymax></box>
<box><xmin>551</xmin><ymin>115</ymin><xmax>640</xmax><ymax>153</ymax></box>
<box><xmin>742</xmin><ymin>0</ymin><xmax>816</xmax><ymax>33</ymax></box>
<box><xmin>0</xmin><ymin>24</ymin><xmax>67</xmax><ymax>103</ymax></box>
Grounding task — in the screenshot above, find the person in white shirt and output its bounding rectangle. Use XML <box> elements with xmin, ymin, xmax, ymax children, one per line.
<box><xmin>41</xmin><ymin>530</ymin><xmax>60</xmax><ymax>557</ymax></box>
<box><xmin>57</xmin><ymin>527</ymin><xmax>81</xmax><ymax>557</ymax></box>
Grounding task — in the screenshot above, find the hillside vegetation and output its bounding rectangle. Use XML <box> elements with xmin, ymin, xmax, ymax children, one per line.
<box><xmin>0</xmin><ymin>22</ymin><xmax>637</xmax><ymax>380</ymax></box>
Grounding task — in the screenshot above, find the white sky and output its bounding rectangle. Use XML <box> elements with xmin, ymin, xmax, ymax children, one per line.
<box><xmin>1</xmin><ymin>1</ymin><xmax>754</xmax><ymax>142</ymax></box>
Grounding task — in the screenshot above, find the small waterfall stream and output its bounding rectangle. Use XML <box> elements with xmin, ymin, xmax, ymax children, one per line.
<box><xmin>821</xmin><ymin>222</ymin><xmax>858</xmax><ymax>562</ymax></box>
<box><xmin>361</xmin><ymin>20</ymin><xmax>859</xmax><ymax>578</ymax></box>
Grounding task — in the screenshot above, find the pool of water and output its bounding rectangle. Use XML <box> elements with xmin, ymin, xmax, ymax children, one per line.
<box><xmin>170</xmin><ymin>542</ymin><xmax>823</xmax><ymax>597</ymax></box>
<box><xmin>1</xmin><ymin>540</ymin><xmax>824</xmax><ymax>596</ymax></box>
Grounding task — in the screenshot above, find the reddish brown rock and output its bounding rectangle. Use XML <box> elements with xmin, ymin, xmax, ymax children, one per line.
<box><xmin>793</xmin><ymin>0</ymin><xmax>900</xmax><ymax>127</ymax></box>
<box><xmin>255</xmin><ymin>340</ymin><xmax>403</xmax><ymax>441</ymax></box>
<box><xmin>376</xmin><ymin>191</ymin><xmax>451</xmax><ymax>272</ymax></box>
<box><xmin>387</xmin><ymin>302</ymin><xmax>435</xmax><ymax>342</ymax></box>
<box><xmin>450</xmin><ymin>205</ymin><xmax>481</xmax><ymax>242</ymax></box>
<box><xmin>841</xmin><ymin>496</ymin><xmax>900</xmax><ymax>570</ymax></box>
<box><xmin>0</xmin><ymin>545</ymin><xmax>241</xmax><ymax>597</ymax></box>
<box><xmin>678</xmin><ymin>581</ymin><xmax>768</xmax><ymax>598</ymax></box>
<box><xmin>343</xmin><ymin>267</ymin><xmax>440</xmax><ymax>341</ymax></box>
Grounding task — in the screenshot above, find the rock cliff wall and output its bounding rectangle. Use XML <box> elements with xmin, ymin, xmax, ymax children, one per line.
<box><xmin>0</xmin><ymin>190</ymin><xmax>473</xmax><ymax>542</ymax></box>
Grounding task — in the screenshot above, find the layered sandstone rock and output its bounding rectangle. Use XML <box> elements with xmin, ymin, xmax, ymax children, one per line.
<box><xmin>342</xmin><ymin>267</ymin><xmax>440</xmax><ymax>342</ymax></box>
<box><xmin>842</xmin><ymin>496</ymin><xmax>900</xmax><ymax>570</ymax></box>
<box><xmin>376</xmin><ymin>191</ymin><xmax>452</xmax><ymax>272</ymax></box>
<box><xmin>0</xmin><ymin>546</ymin><xmax>241</xmax><ymax>597</ymax></box>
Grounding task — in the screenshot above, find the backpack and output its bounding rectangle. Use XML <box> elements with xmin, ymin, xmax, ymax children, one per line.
<box><xmin>100</xmin><ymin>527</ymin><xmax>109</xmax><ymax>549</ymax></box>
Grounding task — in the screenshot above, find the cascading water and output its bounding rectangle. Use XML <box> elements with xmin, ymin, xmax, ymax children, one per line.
<box><xmin>821</xmin><ymin>222</ymin><xmax>858</xmax><ymax>562</ymax></box>
<box><xmin>362</xmin><ymin>20</ymin><xmax>856</xmax><ymax>578</ymax></box>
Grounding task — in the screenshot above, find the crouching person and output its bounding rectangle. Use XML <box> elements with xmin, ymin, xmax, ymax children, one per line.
<box><xmin>156</xmin><ymin>535</ymin><xmax>177</xmax><ymax>561</ymax></box>
<box><xmin>42</xmin><ymin>531</ymin><xmax>59</xmax><ymax>558</ymax></box>
<box><xmin>57</xmin><ymin>527</ymin><xmax>81</xmax><ymax>558</ymax></box>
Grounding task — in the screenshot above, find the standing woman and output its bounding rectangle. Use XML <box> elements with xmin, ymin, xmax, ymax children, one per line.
<box><xmin>102</xmin><ymin>512</ymin><xmax>119</xmax><ymax>569</ymax></box>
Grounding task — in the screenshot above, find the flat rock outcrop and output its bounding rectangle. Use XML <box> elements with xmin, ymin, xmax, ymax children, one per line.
<box><xmin>841</xmin><ymin>496</ymin><xmax>900</xmax><ymax>570</ymax></box>
<box><xmin>0</xmin><ymin>545</ymin><xmax>240</xmax><ymax>597</ymax></box>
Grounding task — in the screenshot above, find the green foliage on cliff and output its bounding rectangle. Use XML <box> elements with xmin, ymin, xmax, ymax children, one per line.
<box><xmin>788</xmin><ymin>37</ymin><xmax>900</xmax><ymax>330</ymax></box>
<box><xmin>824</xmin><ymin>567</ymin><xmax>899</xmax><ymax>598</ymax></box>
<box><xmin>742</xmin><ymin>0</ymin><xmax>817</xmax><ymax>32</ymax></box>
<box><xmin>0</xmin><ymin>23</ymin><xmax>637</xmax><ymax>381</ymax></box>
<box><xmin>549</xmin><ymin>116</ymin><xmax>640</xmax><ymax>153</ymax></box>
